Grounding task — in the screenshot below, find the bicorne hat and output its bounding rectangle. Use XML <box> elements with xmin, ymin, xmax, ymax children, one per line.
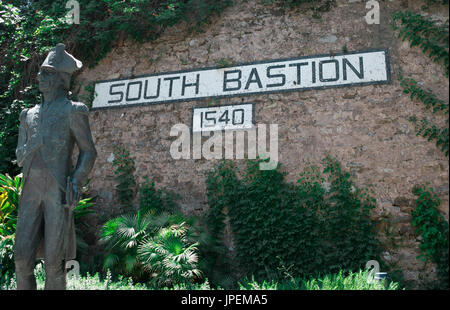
<box><xmin>41</xmin><ymin>43</ymin><xmax>82</xmax><ymax>74</ymax></box>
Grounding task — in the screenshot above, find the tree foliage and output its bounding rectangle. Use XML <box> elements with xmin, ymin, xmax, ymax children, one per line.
<box><xmin>0</xmin><ymin>0</ymin><xmax>233</xmax><ymax>176</ymax></box>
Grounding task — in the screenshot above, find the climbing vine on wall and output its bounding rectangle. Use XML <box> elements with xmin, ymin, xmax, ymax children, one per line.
<box><xmin>206</xmin><ymin>157</ymin><xmax>380</xmax><ymax>282</ymax></box>
<box><xmin>393</xmin><ymin>10</ymin><xmax>449</xmax><ymax>78</ymax></box>
<box><xmin>411</xmin><ymin>185</ymin><xmax>449</xmax><ymax>289</ymax></box>
<box><xmin>112</xmin><ymin>145</ymin><xmax>137</xmax><ymax>214</ymax></box>
<box><xmin>399</xmin><ymin>77</ymin><xmax>449</xmax><ymax>157</ymax></box>
<box><xmin>393</xmin><ymin>2</ymin><xmax>449</xmax><ymax>289</ymax></box>
<box><xmin>393</xmin><ymin>5</ymin><xmax>449</xmax><ymax>157</ymax></box>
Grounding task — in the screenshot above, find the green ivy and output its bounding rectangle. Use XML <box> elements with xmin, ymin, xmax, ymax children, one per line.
<box><xmin>409</xmin><ymin>116</ymin><xmax>449</xmax><ymax>157</ymax></box>
<box><xmin>399</xmin><ymin>77</ymin><xmax>449</xmax><ymax>114</ymax></box>
<box><xmin>411</xmin><ymin>185</ymin><xmax>449</xmax><ymax>289</ymax></box>
<box><xmin>392</xmin><ymin>10</ymin><xmax>449</xmax><ymax>77</ymax></box>
<box><xmin>393</xmin><ymin>3</ymin><xmax>449</xmax><ymax>289</ymax></box>
<box><xmin>201</xmin><ymin>160</ymin><xmax>240</xmax><ymax>288</ymax></box>
<box><xmin>205</xmin><ymin>157</ymin><xmax>380</xmax><ymax>283</ymax></box>
<box><xmin>393</xmin><ymin>1</ymin><xmax>449</xmax><ymax>158</ymax></box>
<box><xmin>399</xmin><ymin>77</ymin><xmax>449</xmax><ymax>157</ymax></box>
<box><xmin>139</xmin><ymin>177</ymin><xmax>179</xmax><ymax>215</ymax></box>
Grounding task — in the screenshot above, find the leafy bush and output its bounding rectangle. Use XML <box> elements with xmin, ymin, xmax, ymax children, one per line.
<box><xmin>138</xmin><ymin>222</ymin><xmax>202</xmax><ymax>287</ymax></box>
<box><xmin>0</xmin><ymin>234</ymin><xmax>14</xmax><ymax>285</ymax></box>
<box><xmin>102</xmin><ymin>153</ymin><xmax>202</xmax><ymax>287</ymax></box>
<box><xmin>0</xmin><ymin>172</ymin><xmax>21</xmax><ymax>284</ymax></box>
<box><xmin>73</xmin><ymin>196</ymin><xmax>96</xmax><ymax>260</ymax></box>
<box><xmin>101</xmin><ymin>210</ymin><xmax>202</xmax><ymax>286</ymax></box>
<box><xmin>101</xmin><ymin>210</ymin><xmax>155</xmax><ymax>281</ymax></box>
<box><xmin>102</xmin><ymin>146</ymin><xmax>144</xmax><ymax>277</ymax></box>
<box><xmin>0</xmin><ymin>173</ymin><xmax>22</xmax><ymax>237</ymax></box>
<box><xmin>205</xmin><ymin>157</ymin><xmax>380</xmax><ymax>283</ymax></box>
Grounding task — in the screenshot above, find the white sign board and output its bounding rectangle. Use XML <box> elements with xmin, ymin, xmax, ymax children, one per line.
<box><xmin>192</xmin><ymin>103</ymin><xmax>254</xmax><ymax>132</ymax></box>
<box><xmin>92</xmin><ymin>49</ymin><xmax>390</xmax><ymax>109</ymax></box>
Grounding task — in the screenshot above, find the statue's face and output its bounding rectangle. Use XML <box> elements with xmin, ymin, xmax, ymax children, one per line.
<box><xmin>37</xmin><ymin>67</ymin><xmax>61</xmax><ymax>93</ymax></box>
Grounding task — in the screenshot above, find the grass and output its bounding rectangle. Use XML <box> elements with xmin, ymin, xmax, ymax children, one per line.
<box><xmin>0</xmin><ymin>263</ymin><xmax>212</xmax><ymax>290</ymax></box>
<box><xmin>1</xmin><ymin>265</ymin><xmax>400</xmax><ymax>290</ymax></box>
<box><xmin>239</xmin><ymin>269</ymin><xmax>400</xmax><ymax>290</ymax></box>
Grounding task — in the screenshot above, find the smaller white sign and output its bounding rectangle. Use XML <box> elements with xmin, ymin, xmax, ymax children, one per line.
<box><xmin>192</xmin><ymin>103</ymin><xmax>254</xmax><ymax>132</ymax></box>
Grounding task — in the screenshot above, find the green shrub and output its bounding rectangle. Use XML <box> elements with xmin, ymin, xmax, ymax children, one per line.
<box><xmin>206</xmin><ymin>157</ymin><xmax>380</xmax><ymax>283</ymax></box>
<box><xmin>0</xmin><ymin>172</ymin><xmax>22</xmax><ymax>284</ymax></box>
<box><xmin>0</xmin><ymin>173</ymin><xmax>22</xmax><ymax>237</ymax></box>
<box><xmin>71</xmin><ymin>196</ymin><xmax>96</xmax><ymax>271</ymax></box>
<box><xmin>102</xmin><ymin>155</ymin><xmax>202</xmax><ymax>287</ymax></box>
<box><xmin>138</xmin><ymin>222</ymin><xmax>202</xmax><ymax>287</ymax></box>
<box><xmin>100</xmin><ymin>210</ymin><xmax>153</xmax><ymax>281</ymax></box>
<box><xmin>0</xmin><ymin>234</ymin><xmax>14</xmax><ymax>285</ymax></box>
<box><xmin>101</xmin><ymin>210</ymin><xmax>202</xmax><ymax>287</ymax></box>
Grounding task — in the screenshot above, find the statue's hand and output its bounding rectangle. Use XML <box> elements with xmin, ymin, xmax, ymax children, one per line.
<box><xmin>68</xmin><ymin>178</ymin><xmax>81</xmax><ymax>210</ymax></box>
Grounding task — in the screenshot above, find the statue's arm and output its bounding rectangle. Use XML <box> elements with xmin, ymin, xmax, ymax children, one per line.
<box><xmin>16</xmin><ymin>108</ymin><xmax>28</xmax><ymax>167</ymax></box>
<box><xmin>70</xmin><ymin>103</ymin><xmax>97</xmax><ymax>186</ymax></box>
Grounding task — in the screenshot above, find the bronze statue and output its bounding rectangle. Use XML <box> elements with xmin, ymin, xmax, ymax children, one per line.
<box><xmin>14</xmin><ymin>43</ymin><xmax>97</xmax><ymax>290</ymax></box>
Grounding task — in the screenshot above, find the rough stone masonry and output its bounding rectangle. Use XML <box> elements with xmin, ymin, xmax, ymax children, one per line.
<box><xmin>73</xmin><ymin>0</ymin><xmax>449</xmax><ymax>288</ymax></box>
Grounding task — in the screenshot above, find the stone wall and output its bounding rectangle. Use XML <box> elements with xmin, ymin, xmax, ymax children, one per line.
<box><xmin>73</xmin><ymin>0</ymin><xmax>449</xmax><ymax>288</ymax></box>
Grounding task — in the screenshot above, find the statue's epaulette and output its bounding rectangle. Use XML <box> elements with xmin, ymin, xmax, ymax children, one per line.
<box><xmin>19</xmin><ymin>108</ymin><xmax>29</xmax><ymax>122</ymax></box>
<box><xmin>71</xmin><ymin>102</ymin><xmax>89</xmax><ymax>115</ymax></box>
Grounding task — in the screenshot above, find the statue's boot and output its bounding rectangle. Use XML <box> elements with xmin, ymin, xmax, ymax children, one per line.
<box><xmin>15</xmin><ymin>260</ymin><xmax>37</xmax><ymax>290</ymax></box>
<box><xmin>44</xmin><ymin>263</ymin><xmax>66</xmax><ymax>290</ymax></box>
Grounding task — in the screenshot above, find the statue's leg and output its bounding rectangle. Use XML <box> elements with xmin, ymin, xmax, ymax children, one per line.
<box><xmin>14</xmin><ymin>179</ymin><xmax>44</xmax><ymax>290</ymax></box>
<box><xmin>43</xmin><ymin>185</ymin><xmax>67</xmax><ymax>290</ymax></box>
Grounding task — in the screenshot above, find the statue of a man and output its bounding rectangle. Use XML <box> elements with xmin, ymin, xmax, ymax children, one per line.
<box><xmin>14</xmin><ymin>43</ymin><xmax>97</xmax><ymax>290</ymax></box>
